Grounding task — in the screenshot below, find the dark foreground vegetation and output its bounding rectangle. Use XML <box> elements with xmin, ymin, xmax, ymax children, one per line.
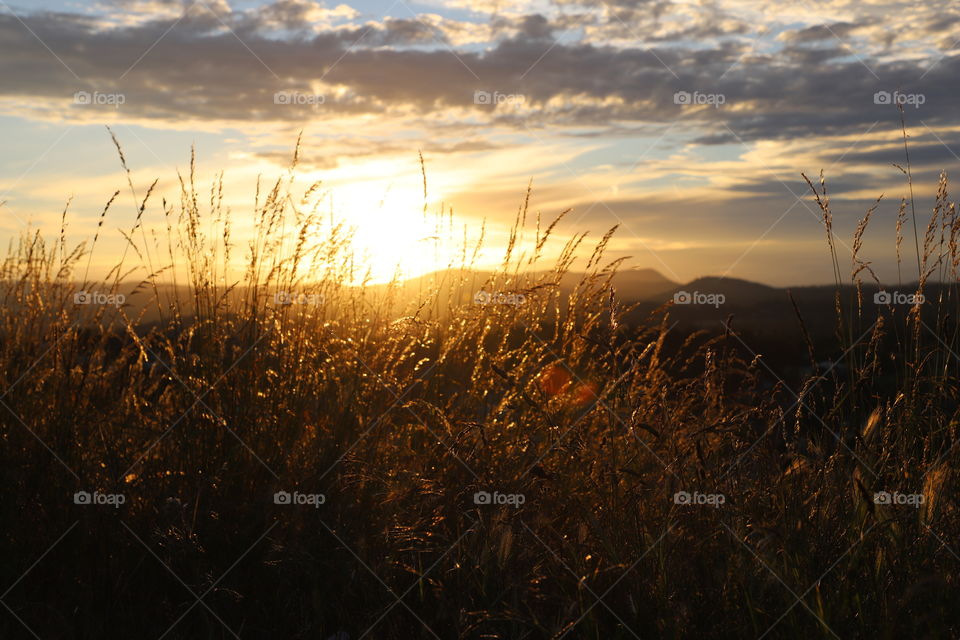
<box><xmin>2</xmin><ymin>142</ymin><xmax>960</xmax><ymax>639</ymax></box>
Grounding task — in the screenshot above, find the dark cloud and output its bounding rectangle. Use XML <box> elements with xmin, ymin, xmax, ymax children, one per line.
<box><xmin>924</xmin><ymin>14</ymin><xmax>960</xmax><ymax>34</ymax></box>
<box><xmin>778</xmin><ymin>43</ymin><xmax>852</xmax><ymax>65</ymax></box>
<box><xmin>0</xmin><ymin>1</ymin><xmax>958</xmax><ymax>166</ymax></box>
<box><xmin>517</xmin><ymin>14</ymin><xmax>553</xmax><ymax>39</ymax></box>
<box><xmin>552</xmin><ymin>0</ymin><xmax>667</xmax><ymax>8</ymax></box>
<box><xmin>255</xmin><ymin>137</ymin><xmax>505</xmax><ymax>170</ymax></box>
<box><xmin>840</xmin><ymin>140</ymin><xmax>960</xmax><ymax>168</ymax></box>
<box><xmin>251</xmin><ymin>0</ymin><xmax>341</xmax><ymax>30</ymax></box>
<box><xmin>781</xmin><ymin>22</ymin><xmax>863</xmax><ymax>43</ymax></box>
<box><xmin>720</xmin><ymin>172</ymin><xmax>892</xmax><ymax>197</ymax></box>
<box><xmin>101</xmin><ymin>0</ymin><xmax>186</xmax><ymax>7</ymax></box>
<box><xmin>336</xmin><ymin>18</ymin><xmax>443</xmax><ymax>47</ymax></box>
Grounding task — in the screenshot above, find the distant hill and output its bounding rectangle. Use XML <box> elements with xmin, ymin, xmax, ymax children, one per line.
<box><xmin>666</xmin><ymin>276</ymin><xmax>780</xmax><ymax>302</ymax></box>
<box><xmin>560</xmin><ymin>267</ymin><xmax>677</xmax><ymax>299</ymax></box>
<box><xmin>24</xmin><ymin>270</ymin><xmax>936</xmax><ymax>348</ymax></box>
<box><xmin>393</xmin><ymin>266</ymin><xmax>677</xmax><ymax>300</ymax></box>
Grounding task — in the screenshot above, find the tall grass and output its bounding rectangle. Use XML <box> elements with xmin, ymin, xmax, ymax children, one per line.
<box><xmin>1</xmin><ymin>132</ymin><xmax>960</xmax><ymax>639</ymax></box>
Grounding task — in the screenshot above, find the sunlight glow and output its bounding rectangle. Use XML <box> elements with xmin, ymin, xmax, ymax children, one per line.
<box><xmin>336</xmin><ymin>189</ymin><xmax>463</xmax><ymax>284</ymax></box>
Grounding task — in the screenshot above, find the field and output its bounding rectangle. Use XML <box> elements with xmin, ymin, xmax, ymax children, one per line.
<box><xmin>2</xmin><ymin>143</ymin><xmax>960</xmax><ymax>639</ymax></box>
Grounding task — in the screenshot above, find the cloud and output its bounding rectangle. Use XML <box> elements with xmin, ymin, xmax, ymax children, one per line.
<box><xmin>779</xmin><ymin>21</ymin><xmax>864</xmax><ymax>43</ymax></box>
<box><xmin>255</xmin><ymin>136</ymin><xmax>505</xmax><ymax>170</ymax></box>
<box><xmin>240</xmin><ymin>0</ymin><xmax>360</xmax><ymax>32</ymax></box>
<box><xmin>0</xmin><ymin>0</ymin><xmax>957</xmax><ymax>168</ymax></box>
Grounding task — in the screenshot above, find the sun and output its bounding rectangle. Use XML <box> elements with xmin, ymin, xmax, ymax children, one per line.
<box><xmin>349</xmin><ymin>207</ymin><xmax>441</xmax><ymax>282</ymax></box>
<box><xmin>309</xmin><ymin>159</ymin><xmax>478</xmax><ymax>284</ymax></box>
<box><xmin>339</xmin><ymin>195</ymin><xmax>461</xmax><ymax>284</ymax></box>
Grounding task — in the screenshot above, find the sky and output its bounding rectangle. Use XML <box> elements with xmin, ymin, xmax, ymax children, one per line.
<box><xmin>0</xmin><ymin>0</ymin><xmax>958</xmax><ymax>285</ymax></box>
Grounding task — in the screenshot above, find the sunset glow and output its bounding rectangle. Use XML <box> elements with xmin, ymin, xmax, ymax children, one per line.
<box><xmin>5</xmin><ymin>2</ymin><xmax>960</xmax><ymax>637</ymax></box>
<box><xmin>0</xmin><ymin>0</ymin><xmax>956</xmax><ymax>285</ymax></box>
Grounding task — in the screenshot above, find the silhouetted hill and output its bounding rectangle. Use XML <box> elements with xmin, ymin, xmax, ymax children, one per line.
<box><xmin>394</xmin><ymin>266</ymin><xmax>677</xmax><ymax>302</ymax></box>
<box><xmin>668</xmin><ymin>276</ymin><xmax>780</xmax><ymax>302</ymax></box>
<box><xmin>30</xmin><ymin>271</ymin><xmax>937</xmax><ymax>364</ymax></box>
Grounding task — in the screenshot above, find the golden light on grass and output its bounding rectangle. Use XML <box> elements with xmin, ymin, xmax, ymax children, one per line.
<box><xmin>4</xmin><ymin>129</ymin><xmax>960</xmax><ymax>638</ymax></box>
